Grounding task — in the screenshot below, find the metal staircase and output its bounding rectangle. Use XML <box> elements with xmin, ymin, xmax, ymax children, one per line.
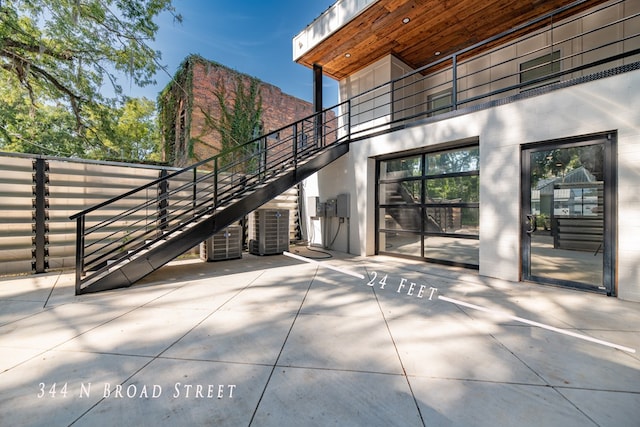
<box><xmin>383</xmin><ymin>171</ymin><xmax>442</xmax><ymax>233</ymax></box>
<box><xmin>70</xmin><ymin>104</ymin><xmax>350</xmax><ymax>294</ymax></box>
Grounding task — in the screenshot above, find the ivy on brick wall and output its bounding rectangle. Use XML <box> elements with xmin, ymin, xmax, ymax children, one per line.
<box><xmin>158</xmin><ymin>55</ymin><xmax>263</xmax><ymax>168</ymax></box>
<box><xmin>158</xmin><ymin>58</ymin><xmax>194</xmax><ymax>165</ymax></box>
<box><xmin>200</xmin><ymin>73</ymin><xmax>263</xmax><ymax>172</ymax></box>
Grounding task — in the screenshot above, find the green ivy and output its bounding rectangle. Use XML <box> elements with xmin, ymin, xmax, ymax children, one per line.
<box><xmin>158</xmin><ymin>55</ymin><xmax>195</xmax><ymax>165</ymax></box>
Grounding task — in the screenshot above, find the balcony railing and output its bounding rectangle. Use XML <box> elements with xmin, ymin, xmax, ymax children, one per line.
<box><xmin>345</xmin><ymin>0</ymin><xmax>640</xmax><ymax>139</ymax></box>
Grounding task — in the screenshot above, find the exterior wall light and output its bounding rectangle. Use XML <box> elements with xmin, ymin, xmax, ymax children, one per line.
<box><xmin>402</xmin><ymin>17</ymin><xmax>410</xmax><ymax>24</ymax></box>
<box><xmin>345</xmin><ymin>53</ymin><xmax>351</xmax><ymax>58</ymax></box>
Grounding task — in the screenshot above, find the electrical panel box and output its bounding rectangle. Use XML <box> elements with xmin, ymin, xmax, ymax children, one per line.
<box><xmin>307</xmin><ymin>196</ymin><xmax>321</xmax><ymax>217</ymax></box>
<box><xmin>337</xmin><ymin>193</ymin><xmax>350</xmax><ymax>218</ymax></box>
<box><xmin>200</xmin><ymin>225</ymin><xmax>242</xmax><ymax>261</ymax></box>
<box><xmin>249</xmin><ymin>209</ymin><xmax>290</xmax><ymax>255</ymax></box>
<box><xmin>325</xmin><ymin>199</ymin><xmax>337</xmax><ymax>217</ymax></box>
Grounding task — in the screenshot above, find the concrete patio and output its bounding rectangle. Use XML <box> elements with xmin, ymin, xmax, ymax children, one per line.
<box><xmin>1</xmin><ymin>249</ymin><xmax>638</xmax><ymax>426</ymax></box>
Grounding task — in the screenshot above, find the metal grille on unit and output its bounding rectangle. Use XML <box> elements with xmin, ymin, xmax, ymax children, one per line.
<box><xmin>200</xmin><ymin>225</ymin><xmax>243</xmax><ymax>261</ymax></box>
<box><xmin>249</xmin><ymin>209</ymin><xmax>290</xmax><ymax>255</ymax></box>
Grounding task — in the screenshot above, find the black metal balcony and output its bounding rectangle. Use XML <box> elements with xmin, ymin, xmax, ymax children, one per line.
<box><xmin>346</xmin><ymin>0</ymin><xmax>639</xmax><ymax>139</ymax></box>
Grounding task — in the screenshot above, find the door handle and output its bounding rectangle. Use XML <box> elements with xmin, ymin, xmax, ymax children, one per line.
<box><xmin>526</xmin><ymin>214</ymin><xmax>537</xmax><ymax>234</ymax></box>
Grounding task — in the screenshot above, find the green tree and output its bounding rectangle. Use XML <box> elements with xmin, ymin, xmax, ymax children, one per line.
<box><xmin>87</xmin><ymin>97</ymin><xmax>162</xmax><ymax>161</ymax></box>
<box><xmin>115</xmin><ymin>97</ymin><xmax>162</xmax><ymax>161</ymax></box>
<box><xmin>0</xmin><ymin>82</ymin><xmax>80</xmax><ymax>155</ymax></box>
<box><xmin>0</xmin><ymin>0</ymin><xmax>179</xmax><ymax>158</ymax></box>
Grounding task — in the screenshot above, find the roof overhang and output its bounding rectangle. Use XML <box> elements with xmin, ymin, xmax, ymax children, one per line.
<box><xmin>293</xmin><ymin>0</ymin><xmax>607</xmax><ymax>80</ymax></box>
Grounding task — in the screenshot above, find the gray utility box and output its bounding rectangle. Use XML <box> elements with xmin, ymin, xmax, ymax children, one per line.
<box><xmin>200</xmin><ymin>225</ymin><xmax>243</xmax><ymax>261</ymax></box>
<box><xmin>249</xmin><ymin>209</ymin><xmax>290</xmax><ymax>255</ymax></box>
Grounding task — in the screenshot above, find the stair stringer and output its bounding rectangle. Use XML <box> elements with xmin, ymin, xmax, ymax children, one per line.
<box><xmin>76</xmin><ymin>142</ymin><xmax>349</xmax><ymax>294</ymax></box>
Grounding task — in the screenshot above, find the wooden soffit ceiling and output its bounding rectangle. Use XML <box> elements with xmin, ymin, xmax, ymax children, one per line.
<box><xmin>296</xmin><ymin>0</ymin><xmax>607</xmax><ymax>80</ymax></box>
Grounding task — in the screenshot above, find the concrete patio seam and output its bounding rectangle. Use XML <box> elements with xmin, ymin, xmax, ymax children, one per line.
<box><xmin>43</xmin><ymin>271</ymin><xmax>64</xmax><ymax>308</ymax></box>
<box><xmin>1</xmin><ymin>303</ymin><xmax>148</xmax><ymax>374</ymax></box>
<box><xmin>155</xmin><ymin>356</ymin><xmax>274</xmax><ymax>368</ymax></box>
<box><xmin>365</xmin><ymin>265</ymin><xmax>427</xmax><ymax>427</ymax></box>
<box><xmin>464</xmin><ymin>318</ymin><xmax>603</xmax><ymax>426</ymax></box>
<box><xmin>552</xmin><ymin>385</ymin><xmax>640</xmax><ymax>394</ymax></box>
<box><xmin>550</xmin><ymin>387</ymin><xmax>602</xmax><ymax>426</ymax></box>
<box><xmin>272</xmin><ymin>364</ymin><xmax>410</xmax><ymax>376</ymax></box>
<box><xmin>0</xmin><ymin>306</ymin><xmax>55</xmax><ymax>329</ymax></box>
<box><xmin>66</xmin><ymin>269</ymin><xmax>269</xmax><ymax>426</ymax></box>
<box><xmin>247</xmin><ymin>266</ymin><xmax>319</xmax><ymax>426</ymax></box>
<box><xmin>402</xmin><ymin>375</ymin><xmax>640</xmax><ymax>394</ymax></box>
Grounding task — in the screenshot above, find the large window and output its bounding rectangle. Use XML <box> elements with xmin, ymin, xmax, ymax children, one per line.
<box><xmin>377</xmin><ymin>145</ymin><xmax>480</xmax><ymax>267</ymax></box>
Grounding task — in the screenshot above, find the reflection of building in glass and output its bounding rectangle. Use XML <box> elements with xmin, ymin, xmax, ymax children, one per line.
<box><xmin>294</xmin><ymin>0</ymin><xmax>639</xmax><ymax>300</ymax></box>
<box><xmin>534</xmin><ymin>166</ymin><xmax>601</xmax><ymax>218</ymax></box>
<box><xmin>377</xmin><ymin>146</ymin><xmax>480</xmax><ymax>268</ymax></box>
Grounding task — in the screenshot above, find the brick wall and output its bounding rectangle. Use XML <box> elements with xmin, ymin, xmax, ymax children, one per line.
<box><xmin>167</xmin><ymin>56</ymin><xmax>316</xmax><ymax>166</ymax></box>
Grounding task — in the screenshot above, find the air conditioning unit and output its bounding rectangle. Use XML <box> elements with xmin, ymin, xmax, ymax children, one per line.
<box><xmin>200</xmin><ymin>225</ymin><xmax>243</xmax><ymax>261</ymax></box>
<box><xmin>249</xmin><ymin>209</ymin><xmax>290</xmax><ymax>255</ymax></box>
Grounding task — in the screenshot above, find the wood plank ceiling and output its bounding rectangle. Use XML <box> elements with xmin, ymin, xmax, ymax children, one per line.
<box><xmin>296</xmin><ymin>0</ymin><xmax>608</xmax><ymax>80</ymax></box>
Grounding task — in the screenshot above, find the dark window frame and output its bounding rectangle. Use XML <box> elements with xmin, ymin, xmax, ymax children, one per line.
<box><xmin>376</xmin><ymin>144</ymin><xmax>480</xmax><ymax>268</ymax></box>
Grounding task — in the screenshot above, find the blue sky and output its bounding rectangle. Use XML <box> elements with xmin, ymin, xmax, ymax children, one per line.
<box><xmin>123</xmin><ymin>0</ymin><xmax>339</xmax><ymax>106</ymax></box>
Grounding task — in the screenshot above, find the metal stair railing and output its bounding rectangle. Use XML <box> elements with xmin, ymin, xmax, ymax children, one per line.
<box><xmin>68</xmin><ymin>0</ymin><xmax>640</xmax><ymax>294</ymax></box>
<box><xmin>70</xmin><ymin>102</ymin><xmax>350</xmax><ymax>294</ymax></box>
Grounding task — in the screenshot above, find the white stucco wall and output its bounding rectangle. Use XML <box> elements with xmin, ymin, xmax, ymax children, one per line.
<box><xmin>313</xmin><ymin>69</ymin><xmax>640</xmax><ymax>301</ymax></box>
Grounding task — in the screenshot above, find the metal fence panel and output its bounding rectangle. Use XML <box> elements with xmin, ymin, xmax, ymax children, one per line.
<box><xmin>0</xmin><ymin>152</ymin><xmax>301</xmax><ymax>276</ymax></box>
<box><xmin>47</xmin><ymin>160</ymin><xmax>163</xmax><ymax>271</ymax></box>
<box><xmin>0</xmin><ymin>156</ymin><xmax>34</xmax><ymax>275</ymax></box>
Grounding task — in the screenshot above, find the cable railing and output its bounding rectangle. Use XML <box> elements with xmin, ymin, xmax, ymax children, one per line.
<box><xmin>70</xmin><ymin>103</ymin><xmax>349</xmax><ymax>292</ymax></box>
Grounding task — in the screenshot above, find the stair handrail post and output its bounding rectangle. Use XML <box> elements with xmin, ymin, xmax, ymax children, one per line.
<box><xmin>192</xmin><ymin>167</ymin><xmax>197</xmax><ymax>217</ymax></box>
<box><xmin>317</xmin><ymin>111</ymin><xmax>322</xmax><ymax>148</ymax></box>
<box><xmin>74</xmin><ymin>214</ymin><xmax>85</xmax><ymax>295</ymax></box>
<box><xmin>262</xmin><ymin>136</ymin><xmax>268</xmax><ymax>182</ymax></box>
<box><xmin>158</xmin><ymin>169</ymin><xmax>169</xmax><ymax>234</ymax></box>
<box><xmin>323</xmin><ymin>110</ymin><xmax>328</xmax><ymax>147</ymax></box>
<box><xmin>312</xmin><ymin>113</ymin><xmax>317</xmax><ymax>148</ymax></box>
<box><xmin>214</xmin><ymin>157</ymin><xmax>218</xmax><ymax>207</ymax></box>
<box><xmin>293</xmin><ymin>122</ymin><xmax>299</xmax><ymax>170</ymax></box>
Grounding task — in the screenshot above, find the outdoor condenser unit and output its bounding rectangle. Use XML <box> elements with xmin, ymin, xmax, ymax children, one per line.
<box><xmin>200</xmin><ymin>225</ymin><xmax>243</xmax><ymax>261</ymax></box>
<box><xmin>249</xmin><ymin>209</ymin><xmax>290</xmax><ymax>255</ymax></box>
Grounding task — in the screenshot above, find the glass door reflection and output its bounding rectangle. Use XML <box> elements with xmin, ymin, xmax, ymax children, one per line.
<box><xmin>525</xmin><ymin>143</ymin><xmax>606</xmax><ymax>291</ymax></box>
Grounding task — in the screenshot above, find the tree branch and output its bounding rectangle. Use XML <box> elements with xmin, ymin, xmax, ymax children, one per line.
<box><xmin>2</xmin><ymin>48</ymin><xmax>85</xmax><ymax>130</ymax></box>
<box><xmin>1</xmin><ymin>38</ymin><xmax>74</xmax><ymax>61</ymax></box>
